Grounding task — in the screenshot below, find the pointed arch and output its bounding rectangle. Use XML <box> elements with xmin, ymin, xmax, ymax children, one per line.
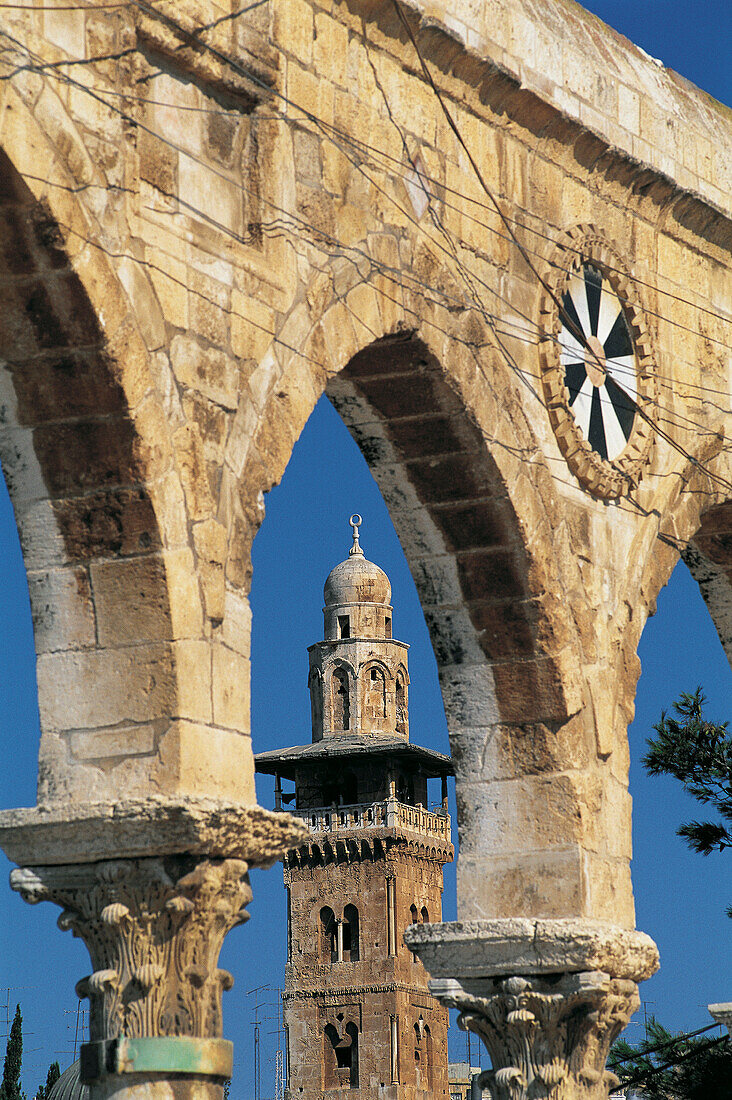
<box><xmin>615</xmin><ymin>450</ymin><xmax>732</xmax><ymax>745</ymax></box>
<box><xmin>234</xmin><ymin>239</ymin><xmax>637</xmax><ymax>925</ymax></box>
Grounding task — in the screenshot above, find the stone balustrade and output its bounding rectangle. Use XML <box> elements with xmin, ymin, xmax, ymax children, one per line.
<box><xmin>289</xmin><ymin>797</ymin><xmax>451</xmax><ymax>843</ymax></box>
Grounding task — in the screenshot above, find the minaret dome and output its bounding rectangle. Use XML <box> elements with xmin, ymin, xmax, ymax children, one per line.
<box><xmin>323</xmin><ymin>514</ymin><xmax>394</xmax><ymax>641</ymax></box>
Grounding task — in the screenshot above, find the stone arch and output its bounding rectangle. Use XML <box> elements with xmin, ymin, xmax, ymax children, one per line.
<box><xmin>681</xmin><ymin>498</ymin><xmax>732</xmax><ymax>667</ymax></box>
<box><xmin>232</xmin><ymin>239</ymin><xmax>640</xmax><ymax>923</ymax></box>
<box><xmin>0</xmin><ymin>111</ymin><xmax>225</xmax><ymax>806</ymax></box>
<box><xmin>617</xmin><ymin>449</ymin><xmax>732</xmax><ymax>736</ymax></box>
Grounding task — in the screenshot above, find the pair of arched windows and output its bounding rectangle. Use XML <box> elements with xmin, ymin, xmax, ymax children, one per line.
<box><xmin>324</xmin><ymin>1021</ymin><xmax>359</xmax><ymax>1088</ymax></box>
<box><xmin>413</xmin><ymin>1017</ymin><xmax>433</xmax><ymax>1089</ymax></box>
<box><xmin>319</xmin><ymin>904</ymin><xmax>360</xmax><ymax>963</ymax></box>
<box><xmin>409</xmin><ymin>905</ymin><xmax>429</xmax><ymax>963</ymax></box>
<box><xmin>410</xmin><ymin>904</ymin><xmax>429</xmax><ymax>925</ymax></box>
<box><xmin>330</xmin><ymin>666</ymin><xmax>406</xmax><ymax>731</ymax></box>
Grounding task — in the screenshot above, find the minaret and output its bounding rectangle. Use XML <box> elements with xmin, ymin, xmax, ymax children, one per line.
<box><xmin>256</xmin><ymin>516</ymin><xmax>453</xmax><ymax>1100</ymax></box>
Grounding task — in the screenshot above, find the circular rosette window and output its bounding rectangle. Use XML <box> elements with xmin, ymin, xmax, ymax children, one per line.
<box><xmin>539</xmin><ymin>227</ymin><xmax>656</xmax><ymax>499</ymax></box>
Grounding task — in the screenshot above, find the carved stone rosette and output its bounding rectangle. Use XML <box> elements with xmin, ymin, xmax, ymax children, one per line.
<box><xmin>11</xmin><ymin>856</ymin><xmax>251</xmax><ymax>1044</ymax></box>
<box><xmin>438</xmin><ymin>971</ymin><xmax>637</xmax><ymax>1100</ymax></box>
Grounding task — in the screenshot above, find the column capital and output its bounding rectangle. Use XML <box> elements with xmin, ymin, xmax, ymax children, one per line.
<box><xmin>405</xmin><ymin>919</ymin><xmax>659</xmax><ymax>1100</ymax></box>
<box><xmin>0</xmin><ymin>795</ymin><xmax>307</xmax><ymax>868</ymax></box>
<box><xmin>434</xmin><ymin>971</ymin><xmax>638</xmax><ymax>1100</ymax></box>
<box><xmin>708</xmin><ymin>1003</ymin><xmax>732</xmax><ymax>1035</ymax></box>
<box><xmin>11</xmin><ymin>856</ymin><xmax>252</xmax><ymax>1052</ymax></box>
<box><xmin>404</xmin><ymin>918</ymin><xmax>659</xmax><ymax>983</ymax></box>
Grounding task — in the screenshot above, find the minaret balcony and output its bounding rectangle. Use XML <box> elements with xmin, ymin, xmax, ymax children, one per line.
<box><xmin>286</xmin><ymin>796</ymin><xmax>451</xmax><ymax>844</ymax></box>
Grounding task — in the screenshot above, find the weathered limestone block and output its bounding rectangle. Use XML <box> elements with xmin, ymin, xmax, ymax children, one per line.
<box><xmin>708</xmin><ymin>1003</ymin><xmax>732</xmax><ymax>1036</ymax></box>
<box><xmin>405</xmin><ymin>919</ymin><xmax>659</xmax><ymax>982</ymax></box>
<box><xmin>0</xmin><ymin>796</ymin><xmax>306</xmax><ymax>867</ymax></box>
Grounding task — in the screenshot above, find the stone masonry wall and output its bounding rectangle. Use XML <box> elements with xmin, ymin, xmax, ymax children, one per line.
<box><xmin>284</xmin><ymin>840</ymin><xmax>449</xmax><ymax>1098</ymax></box>
<box><xmin>0</xmin><ymin>0</ymin><xmax>729</xmax><ymax>932</ymax></box>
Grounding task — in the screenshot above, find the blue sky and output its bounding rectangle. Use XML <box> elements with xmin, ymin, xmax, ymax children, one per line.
<box><xmin>0</xmin><ymin>2</ymin><xmax>730</xmax><ymax>1096</ymax></box>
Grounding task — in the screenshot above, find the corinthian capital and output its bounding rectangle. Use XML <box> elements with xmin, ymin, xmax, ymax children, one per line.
<box><xmin>405</xmin><ymin>918</ymin><xmax>659</xmax><ymax>1100</ymax></box>
<box><xmin>438</xmin><ymin>970</ymin><xmax>638</xmax><ymax>1100</ymax></box>
<box><xmin>12</xmin><ymin>856</ymin><xmax>251</xmax><ymax>1044</ymax></box>
<box><xmin>1</xmin><ymin>797</ymin><xmax>307</xmax><ymax>1087</ymax></box>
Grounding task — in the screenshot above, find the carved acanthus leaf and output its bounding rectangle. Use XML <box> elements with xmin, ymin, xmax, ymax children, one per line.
<box><xmin>11</xmin><ymin>856</ymin><xmax>251</xmax><ymax>1041</ymax></box>
<box><xmin>437</xmin><ymin>971</ymin><xmax>639</xmax><ymax>1100</ymax></box>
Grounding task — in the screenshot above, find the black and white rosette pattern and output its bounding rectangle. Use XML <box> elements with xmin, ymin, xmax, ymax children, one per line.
<box><xmin>560</xmin><ymin>266</ymin><xmax>637</xmax><ymax>462</ymax></box>
<box><xmin>539</xmin><ymin>227</ymin><xmax>656</xmax><ymax>500</ymax></box>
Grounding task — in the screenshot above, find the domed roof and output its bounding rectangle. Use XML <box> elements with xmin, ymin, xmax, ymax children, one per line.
<box><xmin>324</xmin><ymin>554</ymin><xmax>391</xmax><ymax>607</ymax></box>
<box><xmin>47</xmin><ymin>1061</ymin><xmax>88</xmax><ymax>1100</ymax></box>
<box><xmin>323</xmin><ymin>516</ymin><xmax>392</xmax><ymax>608</ymax></box>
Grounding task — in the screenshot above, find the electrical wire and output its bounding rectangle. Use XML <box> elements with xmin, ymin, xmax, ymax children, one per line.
<box><xmin>3</xmin><ymin>25</ymin><xmax>728</xmax><ymax>463</ymax></box>
<box><xmin>2</xmin><ymin>34</ymin><xmax>729</xmax><ymax>398</ymax></box>
<box><xmin>1</xmin><ymin>15</ymin><xmax>729</xmax><ymax>493</ymax></box>
<box><xmin>618</xmin><ymin>1033</ymin><xmax>729</xmax><ymax>1089</ymax></box>
<box><xmin>134</xmin><ymin>0</ymin><xmax>732</xmax><ymax>355</ymax></box>
<box><xmin>607</xmin><ymin>1021</ymin><xmax>720</xmax><ymax>1068</ymax></box>
<box><xmin>388</xmin><ymin>0</ymin><xmax>732</xmax><ymax>494</ymax></box>
<box><xmin>3</xmin><ymin>57</ymin><xmax>728</xmax><ymax>366</ymax></box>
<box><xmin>1</xmin><ymin>9</ymin><xmax>731</xmax><ymax>362</ymax></box>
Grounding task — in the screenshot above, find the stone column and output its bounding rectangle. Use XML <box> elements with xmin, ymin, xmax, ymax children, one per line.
<box><xmin>0</xmin><ymin>797</ymin><xmax>306</xmax><ymax>1100</ymax></box>
<box><xmin>405</xmin><ymin>919</ymin><xmax>659</xmax><ymax>1100</ymax></box>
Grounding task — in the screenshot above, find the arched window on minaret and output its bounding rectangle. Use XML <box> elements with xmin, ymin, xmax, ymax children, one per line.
<box><xmin>424</xmin><ymin>1024</ymin><xmax>433</xmax><ymax>1089</ymax></box>
<box><xmin>364</xmin><ymin>665</ymin><xmax>387</xmax><ymax>720</ymax></box>
<box><xmin>309</xmin><ymin>668</ymin><xmax>322</xmax><ymax>735</ymax></box>
<box><xmin>332</xmin><ymin>668</ymin><xmax>350</xmax><ymax>730</ymax></box>
<box><xmin>396</xmin><ymin>674</ymin><xmax>407</xmax><ymax>735</ymax></box>
<box><xmin>320</xmin><ymin>906</ymin><xmax>337</xmax><ymax>963</ymax></box>
<box><xmin>324</xmin><ymin>1022</ymin><xmax>359</xmax><ymax>1089</ymax></box>
<box><xmin>421</xmin><ymin>905</ymin><xmax>429</xmax><ymax>924</ymax></box>
<box><xmin>343</xmin><ymin>904</ymin><xmax>359</xmax><ymax>962</ymax></box>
